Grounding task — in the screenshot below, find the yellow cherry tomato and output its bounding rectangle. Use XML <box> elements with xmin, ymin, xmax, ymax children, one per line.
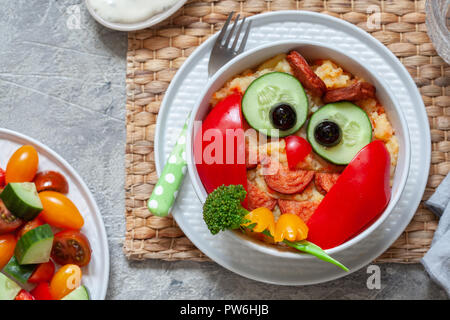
<box><xmin>274</xmin><ymin>213</ymin><xmax>309</xmax><ymax>243</ymax></box>
<box><xmin>0</xmin><ymin>234</ymin><xmax>17</xmax><ymax>269</ymax></box>
<box><xmin>243</xmin><ymin>207</ymin><xmax>275</xmax><ymax>236</ymax></box>
<box><xmin>50</xmin><ymin>264</ymin><xmax>82</xmax><ymax>300</ymax></box>
<box><xmin>5</xmin><ymin>145</ymin><xmax>39</xmax><ymax>184</ymax></box>
<box><xmin>38</xmin><ymin>191</ymin><xmax>84</xmax><ymax>229</ymax></box>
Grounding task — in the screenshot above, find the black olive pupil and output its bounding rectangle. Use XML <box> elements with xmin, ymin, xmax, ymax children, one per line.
<box><xmin>314</xmin><ymin>120</ymin><xmax>342</xmax><ymax>147</ymax></box>
<box><xmin>270</xmin><ymin>103</ymin><xmax>297</xmax><ymax>131</ymax></box>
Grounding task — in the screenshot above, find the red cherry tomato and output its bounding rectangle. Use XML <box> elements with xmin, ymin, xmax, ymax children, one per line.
<box><xmin>194</xmin><ymin>93</ymin><xmax>247</xmax><ymax>204</ymax></box>
<box><xmin>285</xmin><ymin>136</ymin><xmax>312</xmax><ymax>169</ymax></box>
<box><xmin>5</xmin><ymin>145</ymin><xmax>39</xmax><ymax>184</ymax></box>
<box><xmin>14</xmin><ymin>290</ymin><xmax>35</xmax><ymax>300</ymax></box>
<box><xmin>16</xmin><ymin>217</ymin><xmax>43</xmax><ymax>239</ymax></box>
<box><xmin>307</xmin><ymin>140</ymin><xmax>391</xmax><ymax>249</ymax></box>
<box><xmin>0</xmin><ymin>168</ymin><xmax>5</xmax><ymax>188</ymax></box>
<box><xmin>0</xmin><ymin>199</ymin><xmax>23</xmax><ymax>235</ymax></box>
<box><xmin>28</xmin><ymin>260</ymin><xmax>55</xmax><ymax>284</ymax></box>
<box><xmin>51</xmin><ymin>230</ymin><xmax>92</xmax><ymax>267</ymax></box>
<box><xmin>34</xmin><ymin>171</ymin><xmax>69</xmax><ymax>194</ymax></box>
<box><xmin>30</xmin><ymin>282</ymin><xmax>53</xmax><ymax>300</ymax></box>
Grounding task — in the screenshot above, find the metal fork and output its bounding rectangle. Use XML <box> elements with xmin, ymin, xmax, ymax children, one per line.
<box><xmin>148</xmin><ymin>12</ymin><xmax>252</xmax><ymax>217</ymax></box>
<box><xmin>208</xmin><ymin>12</ymin><xmax>252</xmax><ymax>77</ymax></box>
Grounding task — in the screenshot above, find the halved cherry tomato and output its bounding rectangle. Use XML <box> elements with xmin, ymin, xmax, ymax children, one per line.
<box><xmin>0</xmin><ymin>233</ymin><xmax>17</xmax><ymax>269</ymax></box>
<box><xmin>50</xmin><ymin>264</ymin><xmax>82</xmax><ymax>300</ymax></box>
<box><xmin>51</xmin><ymin>230</ymin><xmax>91</xmax><ymax>267</ymax></box>
<box><xmin>38</xmin><ymin>191</ymin><xmax>84</xmax><ymax>229</ymax></box>
<box><xmin>0</xmin><ymin>168</ymin><xmax>5</xmax><ymax>188</ymax></box>
<box><xmin>285</xmin><ymin>136</ymin><xmax>312</xmax><ymax>169</ymax></box>
<box><xmin>28</xmin><ymin>260</ymin><xmax>55</xmax><ymax>284</ymax></box>
<box><xmin>30</xmin><ymin>282</ymin><xmax>53</xmax><ymax>300</ymax></box>
<box><xmin>16</xmin><ymin>217</ymin><xmax>43</xmax><ymax>239</ymax></box>
<box><xmin>194</xmin><ymin>93</ymin><xmax>248</xmax><ymax>205</ymax></box>
<box><xmin>15</xmin><ymin>289</ymin><xmax>35</xmax><ymax>300</ymax></box>
<box><xmin>34</xmin><ymin>171</ymin><xmax>69</xmax><ymax>194</ymax></box>
<box><xmin>243</xmin><ymin>207</ymin><xmax>275</xmax><ymax>236</ymax></box>
<box><xmin>0</xmin><ymin>199</ymin><xmax>23</xmax><ymax>235</ymax></box>
<box><xmin>5</xmin><ymin>145</ymin><xmax>39</xmax><ymax>184</ymax></box>
<box><xmin>274</xmin><ymin>213</ymin><xmax>309</xmax><ymax>243</ymax></box>
<box><xmin>307</xmin><ymin>140</ymin><xmax>391</xmax><ymax>249</ymax></box>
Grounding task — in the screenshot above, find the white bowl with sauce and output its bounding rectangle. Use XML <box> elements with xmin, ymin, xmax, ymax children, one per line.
<box><xmin>85</xmin><ymin>0</ymin><xmax>187</xmax><ymax>31</ymax></box>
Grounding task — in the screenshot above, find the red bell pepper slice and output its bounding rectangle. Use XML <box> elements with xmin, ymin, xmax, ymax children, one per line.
<box><xmin>306</xmin><ymin>140</ymin><xmax>391</xmax><ymax>249</ymax></box>
<box><xmin>194</xmin><ymin>93</ymin><xmax>247</xmax><ymax>201</ymax></box>
<box><xmin>30</xmin><ymin>282</ymin><xmax>53</xmax><ymax>300</ymax></box>
<box><xmin>15</xmin><ymin>289</ymin><xmax>35</xmax><ymax>300</ymax></box>
<box><xmin>285</xmin><ymin>136</ymin><xmax>312</xmax><ymax>169</ymax></box>
<box><xmin>28</xmin><ymin>260</ymin><xmax>55</xmax><ymax>284</ymax></box>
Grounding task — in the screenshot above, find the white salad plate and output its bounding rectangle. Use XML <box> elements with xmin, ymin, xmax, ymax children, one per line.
<box><xmin>0</xmin><ymin>129</ymin><xmax>109</xmax><ymax>299</ymax></box>
<box><xmin>155</xmin><ymin>11</ymin><xmax>431</xmax><ymax>285</ymax></box>
<box><xmin>85</xmin><ymin>0</ymin><xmax>188</xmax><ymax>31</ymax></box>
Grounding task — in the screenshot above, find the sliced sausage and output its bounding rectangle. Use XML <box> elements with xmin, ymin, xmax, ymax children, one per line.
<box><xmin>278</xmin><ymin>199</ymin><xmax>319</xmax><ymax>223</ymax></box>
<box><xmin>323</xmin><ymin>81</ymin><xmax>376</xmax><ymax>103</ymax></box>
<box><xmin>246</xmin><ymin>145</ymin><xmax>258</xmax><ymax>169</ymax></box>
<box><xmin>261</xmin><ymin>158</ymin><xmax>315</xmax><ymax>194</ymax></box>
<box><xmin>247</xmin><ymin>180</ymin><xmax>277</xmax><ymax>211</ymax></box>
<box><xmin>286</xmin><ymin>51</ymin><xmax>327</xmax><ymax>97</ymax></box>
<box><xmin>315</xmin><ymin>173</ymin><xmax>340</xmax><ymax>195</ymax></box>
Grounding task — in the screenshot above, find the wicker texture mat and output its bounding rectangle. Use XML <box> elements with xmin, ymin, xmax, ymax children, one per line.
<box><xmin>125</xmin><ymin>0</ymin><xmax>449</xmax><ymax>263</ymax></box>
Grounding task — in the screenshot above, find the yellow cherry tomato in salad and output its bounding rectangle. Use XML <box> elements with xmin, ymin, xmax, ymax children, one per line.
<box><xmin>38</xmin><ymin>191</ymin><xmax>84</xmax><ymax>229</ymax></box>
<box><xmin>274</xmin><ymin>213</ymin><xmax>309</xmax><ymax>243</ymax></box>
<box><xmin>50</xmin><ymin>264</ymin><xmax>82</xmax><ymax>300</ymax></box>
<box><xmin>5</xmin><ymin>145</ymin><xmax>39</xmax><ymax>184</ymax></box>
<box><xmin>0</xmin><ymin>234</ymin><xmax>17</xmax><ymax>269</ymax></box>
<box><xmin>243</xmin><ymin>207</ymin><xmax>275</xmax><ymax>236</ymax></box>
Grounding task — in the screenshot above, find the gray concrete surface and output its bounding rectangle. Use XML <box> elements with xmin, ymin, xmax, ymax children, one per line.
<box><xmin>0</xmin><ymin>0</ymin><xmax>447</xmax><ymax>300</ymax></box>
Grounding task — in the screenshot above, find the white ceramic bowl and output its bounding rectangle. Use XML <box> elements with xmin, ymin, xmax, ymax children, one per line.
<box><xmin>85</xmin><ymin>0</ymin><xmax>187</xmax><ymax>32</ymax></box>
<box><xmin>186</xmin><ymin>40</ymin><xmax>411</xmax><ymax>258</ymax></box>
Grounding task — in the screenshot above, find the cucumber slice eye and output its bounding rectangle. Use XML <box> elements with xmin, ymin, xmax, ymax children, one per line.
<box><xmin>307</xmin><ymin>102</ymin><xmax>372</xmax><ymax>165</ymax></box>
<box><xmin>242</xmin><ymin>72</ymin><xmax>308</xmax><ymax>137</ymax></box>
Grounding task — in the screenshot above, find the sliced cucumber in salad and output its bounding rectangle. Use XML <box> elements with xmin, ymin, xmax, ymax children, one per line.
<box><xmin>15</xmin><ymin>224</ymin><xmax>54</xmax><ymax>265</ymax></box>
<box><xmin>61</xmin><ymin>285</ymin><xmax>90</xmax><ymax>300</ymax></box>
<box><xmin>242</xmin><ymin>72</ymin><xmax>308</xmax><ymax>137</ymax></box>
<box><xmin>3</xmin><ymin>256</ymin><xmax>37</xmax><ymax>284</ymax></box>
<box><xmin>0</xmin><ymin>182</ymin><xmax>43</xmax><ymax>221</ymax></box>
<box><xmin>0</xmin><ymin>273</ymin><xmax>21</xmax><ymax>300</ymax></box>
<box><xmin>307</xmin><ymin>102</ymin><xmax>372</xmax><ymax>165</ymax></box>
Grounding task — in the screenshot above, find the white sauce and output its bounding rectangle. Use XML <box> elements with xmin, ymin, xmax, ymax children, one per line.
<box><xmin>88</xmin><ymin>0</ymin><xmax>181</xmax><ymax>24</ymax></box>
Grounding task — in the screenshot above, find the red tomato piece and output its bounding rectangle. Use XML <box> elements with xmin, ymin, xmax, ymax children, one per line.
<box><xmin>306</xmin><ymin>140</ymin><xmax>391</xmax><ymax>249</ymax></box>
<box><xmin>284</xmin><ymin>136</ymin><xmax>312</xmax><ymax>169</ymax></box>
<box><xmin>15</xmin><ymin>290</ymin><xmax>35</xmax><ymax>300</ymax></box>
<box><xmin>34</xmin><ymin>171</ymin><xmax>69</xmax><ymax>194</ymax></box>
<box><xmin>0</xmin><ymin>199</ymin><xmax>23</xmax><ymax>235</ymax></box>
<box><xmin>0</xmin><ymin>168</ymin><xmax>5</xmax><ymax>188</ymax></box>
<box><xmin>28</xmin><ymin>260</ymin><xmax>55</xmax><ymax>284</ymax></box>
<box><xmin>194</xmin><ymin>93</ymin><xmax>248</xmax><ymax>203</ymax></box>
<box><xmin>16</xmin><ymin>217</ymin><xmax>44</xmax><ymax>239</ymax></box>
<box><xmin>30</xmin><ymin>282</ymin><xmax>53</xmax><ymax>300</ymax></box>
<box><xmin>51</xmin><ymin>230</ymin><xmax>92</xmax><ymax>267</ymax></box>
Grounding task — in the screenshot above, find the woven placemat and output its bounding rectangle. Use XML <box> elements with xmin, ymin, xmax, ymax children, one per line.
<box><xmin>124</xmin><ymin>0</ymin><xmax>449</xmax><ymax>263</ymax></box>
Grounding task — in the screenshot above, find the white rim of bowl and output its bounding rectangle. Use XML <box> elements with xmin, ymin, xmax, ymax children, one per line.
<box><xmin>0</xmin><ymin>128</ymin><xmax>110</xmax><ymax>299</ymax></box>
<box><xmin>84</xmin><ymin>0</ymin><xmax>187</xmax><ymax>32</ymax></box>
<box><xmin>186</xmin><ymin>39</ymin><xmax>411</xmax><ymax>259</ymax></box>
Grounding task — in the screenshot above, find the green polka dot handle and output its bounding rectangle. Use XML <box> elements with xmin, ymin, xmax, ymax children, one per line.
<box><xmin>148</xmin><ymin>115</ymin><xmax>189</xmax><ymax>217</ymax></box>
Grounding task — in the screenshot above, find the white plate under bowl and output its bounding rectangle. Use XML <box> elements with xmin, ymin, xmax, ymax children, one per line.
<box><xmin>0</xmin><ymin>129</ymin><xmax>109</xmax><ymax>299</ymax></box>
<box><xmin>85</xmin><ymin>0</ymin><xmax>187</xmax><ymax>31</ymax></box>
<box><xmin>155</xmin><ymin>11</ymin><xmax>431</xmax><ymax>285</ymax></box>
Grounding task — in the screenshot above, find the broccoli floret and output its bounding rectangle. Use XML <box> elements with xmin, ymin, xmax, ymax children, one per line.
<box><xmin>203</xmin><ymin>184</ymin><xmax>249</xmax><ymax>235</ymax></box>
